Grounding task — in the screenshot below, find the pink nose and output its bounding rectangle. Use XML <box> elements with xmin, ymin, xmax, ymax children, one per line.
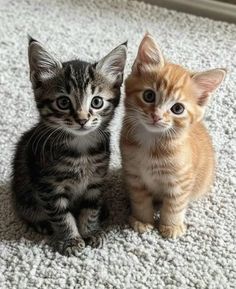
<box><xmin>151</xmin><ymin>113</ymin><xmax>162</xmax><ymax>123</ymax></box>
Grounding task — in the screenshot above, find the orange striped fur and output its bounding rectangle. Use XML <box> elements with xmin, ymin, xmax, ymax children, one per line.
<box><xmin>120</xmin><ymin>34</ymin><xmax>226</xmax><ymax>238</ymax></box>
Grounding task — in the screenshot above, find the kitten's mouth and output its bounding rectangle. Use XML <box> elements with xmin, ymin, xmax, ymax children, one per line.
<box><xmin>152</xmin><ymin>122</ymin><xmax>166</xmax><ymax>128</ymax></box>
<box><xmin>64</xmin><ymin>122</ymin><xmax>100</xmax><ymax>136</ymax></box>
<box><xmin>75</xmin><ymin>126</ymin><xmax>93</xmax><ymax>134</ymax></box>
<box><xmin>73</xmin><ymin>125</ymin><xmax>98</xmax><ymax>135</ymax></box>
<box><xmin>143</xmin><ymin>121</ymin><xmax>169</xmax><ymax>132</ymax></box>
<box><xmin>77</xmin><ymin>127</ymin><xmax>89</xmax><ymax>131</ymax></box>
<box><xmin>64</xmin><ymin>125</ymin><xmax>93</xmax><ymax>136</ymax></box>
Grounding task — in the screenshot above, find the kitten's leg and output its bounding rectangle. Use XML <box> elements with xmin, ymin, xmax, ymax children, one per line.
<box><xmin>128</xmin><ymin>178</ymin><xmax>154</xmax><ymax>233</ymax></box>
<box><xmin>39</xmin><ymin>191</ymin><xmax>85</xmax><ymax>256</ymax></box>
<box><xmin>78</xmin><ymin>185</ymin><xmax>107</xmax><ymax>248</ymax></box>
<box><xmin>78</xmin><ymin>206</ymin><xmax>106</xmax><ymax>248</ymax></box>
<box><xmin>50</xmin><ymin>212</ymin><xmax>85</xmax><ymax>256</ymax></box>
<box><xmin>159</xmin><ymin>189</ymin><xmax>189</xmax><ymax>239</ymax></box>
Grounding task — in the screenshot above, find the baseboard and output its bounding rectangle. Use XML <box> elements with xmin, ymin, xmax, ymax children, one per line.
<box><xmin>138</xmin><ymin>0</ymin><xmax>236</xmax><ymax>23</ymax></box>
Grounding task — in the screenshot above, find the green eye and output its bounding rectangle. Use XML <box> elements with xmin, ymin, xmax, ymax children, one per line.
<box><xmin>91</xmin><ymin>96</ymin><xmax>104</xmax><ymax>109</ymax></box>
<box><xmin>143</xmin><ymin>90</ymin><xmax>156</xmax><ymax>103</ymax></box>
<box><xmin>171</xmin><ymin>103</ymin><xmax>185</xmax><ymax>114</ymax></box>
<box><xmin>57</xmin><ymin>96</ymin><xmax>71</xmax><ymax>110</ymax></box>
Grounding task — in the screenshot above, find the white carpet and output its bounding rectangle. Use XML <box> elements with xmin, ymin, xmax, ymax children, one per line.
<box><xmin>0</xmin><ymin>0</ymin><xmax>235</xmax><ymax>288</ymax></box>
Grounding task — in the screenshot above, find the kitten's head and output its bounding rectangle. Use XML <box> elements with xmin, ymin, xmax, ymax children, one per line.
<box><xmin>125</xmin><ymin>33</ymin><xmax>226</xmax><ymax>137</ymax></box>
<box><xmin>28</xmin><ymin>37</ymin><xmax>127</xmax><ymax>135</ymax></box>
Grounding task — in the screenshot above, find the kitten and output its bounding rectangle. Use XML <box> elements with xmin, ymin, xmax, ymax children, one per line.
<box><xmin>12</xmin><ymin>37</ymin><xmax>127</xmax><ymax>255</ymax></box>
<box><xmin>120</xmin><ymin>33</ymin><xmax>225</xmax><ymax>238</ymax></box>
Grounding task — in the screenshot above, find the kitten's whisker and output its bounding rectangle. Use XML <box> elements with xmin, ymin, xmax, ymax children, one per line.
<box><xmin>97</xmin><ymin>128</ymin><xmax>109</xmax><ymax>152</ymax></box>
<box><xmin>26</xmin><ymin>123</ymin><xmax>47</xmax><ymax>148</ymax></box>
<box><xmin>49</xmin><ymin>129</ymin><xmax>67</xmax><ymax>159</ymax></box>
<box><xmin>122</xmin><ymin>116</ymin><xmax>138</xmax><ymax>139</ymax></box>
<box><xmin>32</xmin><ymin>126</ymin><xmax>54</xmax><ymax>155</ymax></box>
<box><xmin>41</xmin><ymin>127</ymin><xmax>62</xmax><ymax>163</ymax></box>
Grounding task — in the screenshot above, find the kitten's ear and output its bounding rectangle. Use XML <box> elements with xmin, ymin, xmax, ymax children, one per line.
<box><xmin>132</xmin><ymin>33</ymin><xmax>164</xmax><ymax>74</ymax></box>
<box><xmin>192</xmin><ymin>68</ymin><xmax>226</xmax><ymax>106</ymax></box>
<box><xmin>28</xmin><ymin>36</ymin><xmax>62</xmax><ymax>87</ymax></box>
<box><xmin>96</xmin><ymin>42</ymin><xmax>127</xmax><ymax>86</ymax></box>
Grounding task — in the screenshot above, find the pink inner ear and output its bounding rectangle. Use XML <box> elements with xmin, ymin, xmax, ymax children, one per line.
<box><xmin>138</xmin><ymin>43</ymin><xmax>149</xmax><ymax>63</ymax></box>
<box><xmin>139</xmin><ymin>37</ymin><xmax>162</xmax><ymax>64</ymax></box>
<box><xmin>193</xmin><ymin>69</ymin><xmax>226</xmax><ymax>106</ymax></box>
<box><xmin>196</xmin><ymin>79</ymin><xmax>218</xmax><ymax>106</ymax></box>
<box><xmin>132</xmin><ymin>34</ymin><xmax>164</xmax><ymax>73</ymax></box>
<box><xmin>196</xmin><ymin>77</ymin><xmax>221</xmax><ymax>93</ymax></box>
<box><xmin>196</xmin><ymin>90</ymin><xmax>209</xmax><ymax>106</ymax></box>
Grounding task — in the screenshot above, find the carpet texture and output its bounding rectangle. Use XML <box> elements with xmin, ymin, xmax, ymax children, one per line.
<box><xmin>0</xmin><ymin>0</ymin><xmax>235</xmax><ymax>288</ymax></box>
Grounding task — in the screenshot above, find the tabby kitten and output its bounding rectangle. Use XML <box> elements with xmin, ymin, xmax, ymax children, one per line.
<box><xmin>12</xmin><ymin>37</ymin><xmax>127</xmax><ymax>255</ymax></box>
<box><xmin>120</xmin><ymin>34</ymin><xmax>225</xmax><ymax>238</ymax></box>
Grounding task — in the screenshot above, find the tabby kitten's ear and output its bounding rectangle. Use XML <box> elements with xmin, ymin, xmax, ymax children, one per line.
<box><xmin>28</xmin><ymin>36</ymin><xmax>62</xmax><ymax>88</ymax></box>
<box><xmin>96</xmin><ymin>42</ymin><xmax>127</xmax><ymax>87</ymax></box>
<box><xmin>132</xmin><ymin>33</ymin><xmax>164</xmax><ymax>74</ymax></box>
<box><xmin>192</xmin><ymin>68</ymin><xmax>226</xmax><ymax>106</ymax></box>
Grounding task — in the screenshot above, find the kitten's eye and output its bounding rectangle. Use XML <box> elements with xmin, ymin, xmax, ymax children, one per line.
<box><xmin>143</xmin><ymin>90</ymin><xmax>156</xmax><ymax>103</ymax></box>
<box><xmin>91</xmin><ymin>96</ymin><xmax>104</xmax><ymax>109</ymax></box>
<box><xmin>57</xmin><ymin>96</ymin><xmax>71</xmax><ymax>110</ymax></box>
<box><xmin>171</xmin><ymin>103</ymin><xmax>185</xmax><ymax>114</ymax></box>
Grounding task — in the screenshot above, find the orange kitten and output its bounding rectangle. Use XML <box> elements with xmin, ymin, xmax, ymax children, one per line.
<box><xmin>120</xmin><ymin>34</ymin><xmax>226</xmax><ymax>238</ymax></box>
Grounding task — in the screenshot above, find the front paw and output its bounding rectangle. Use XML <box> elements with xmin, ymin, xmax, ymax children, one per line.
<box><xmin>85</xmin><ymin>231</ymin><xmax>107</xmax><ymax>249</ymax></box>
<box><xmin>159</xmin><ymin>223</ymin><xmax>186</xmax><ymax>239</ymax></box>
<box><xmin>129</xmin><ymin>216</ymin><xmax>154</xmax><ymax>234</ymax></box>
<box><xmin>54</xmin><ymin>236</ymin><xmax>85</xmax><ymax>256</ymax></box>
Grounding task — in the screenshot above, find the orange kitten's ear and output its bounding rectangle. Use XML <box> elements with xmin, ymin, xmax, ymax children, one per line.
<box><xmin>132</xmin><ymin>33</ymin><xmax>164</xmax><ymax>74</ymax></box>
<box><xmin>192</xmin><ymin>68</ymin><xmax>226</xmax><ymax>106</ymax></box>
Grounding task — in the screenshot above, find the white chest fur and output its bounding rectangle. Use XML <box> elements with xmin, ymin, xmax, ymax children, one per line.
<box><xmin>125</xmin><ymin>144</ymin><xmax>176</xmax><ymax>199</ymax></box>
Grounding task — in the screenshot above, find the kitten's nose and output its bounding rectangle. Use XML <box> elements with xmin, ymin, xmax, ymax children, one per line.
<box><xmin>78</xmin><ymin>119</ymin><xmax>88</xmax><ymax>126</ymax></box>
<box><xmin>77</xmin><ymin>110</ymin><xmax>89</xmax><ymax>126</ymax></box>
<box><xmin>151</xmin><ymin>113</ymin><xmax>162</xmax><ymax>123</ymax></box>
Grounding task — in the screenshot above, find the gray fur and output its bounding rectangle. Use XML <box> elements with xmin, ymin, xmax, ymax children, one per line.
<box><xmin>12</xmin><ymin>38</ymin><xmax>127</xmax><ymax>256</ymax></box>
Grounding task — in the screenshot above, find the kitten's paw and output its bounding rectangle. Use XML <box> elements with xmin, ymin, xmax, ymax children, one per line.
<box><xmin>55</xmin><ymin>236</ymin><xmax>85</xmax><ymax>256</ymax></box>
<box><xmin>159</xmin><ymin>223</ymin><xmax>186</xmax><ymax>239</ymax></box>
<box><xmin>85</xmin><ymin>232</ymin><xmax>107</xmax><ymax>249</ymax></box>
<box><xmin>129</xmin><ymin>216</ymin><xmax>154</xmax><ymax>234</ymax></box>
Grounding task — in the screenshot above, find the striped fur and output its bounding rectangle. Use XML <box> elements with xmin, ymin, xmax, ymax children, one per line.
<box><xmin>120</xmin><ymin>34</ymin><xmax>226</xmax><ymax>238</ymax></box>
<box><xmin>12</xmin><ymin>38</ymin><xmax>127</xmax><ymax>255</ymax></box>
